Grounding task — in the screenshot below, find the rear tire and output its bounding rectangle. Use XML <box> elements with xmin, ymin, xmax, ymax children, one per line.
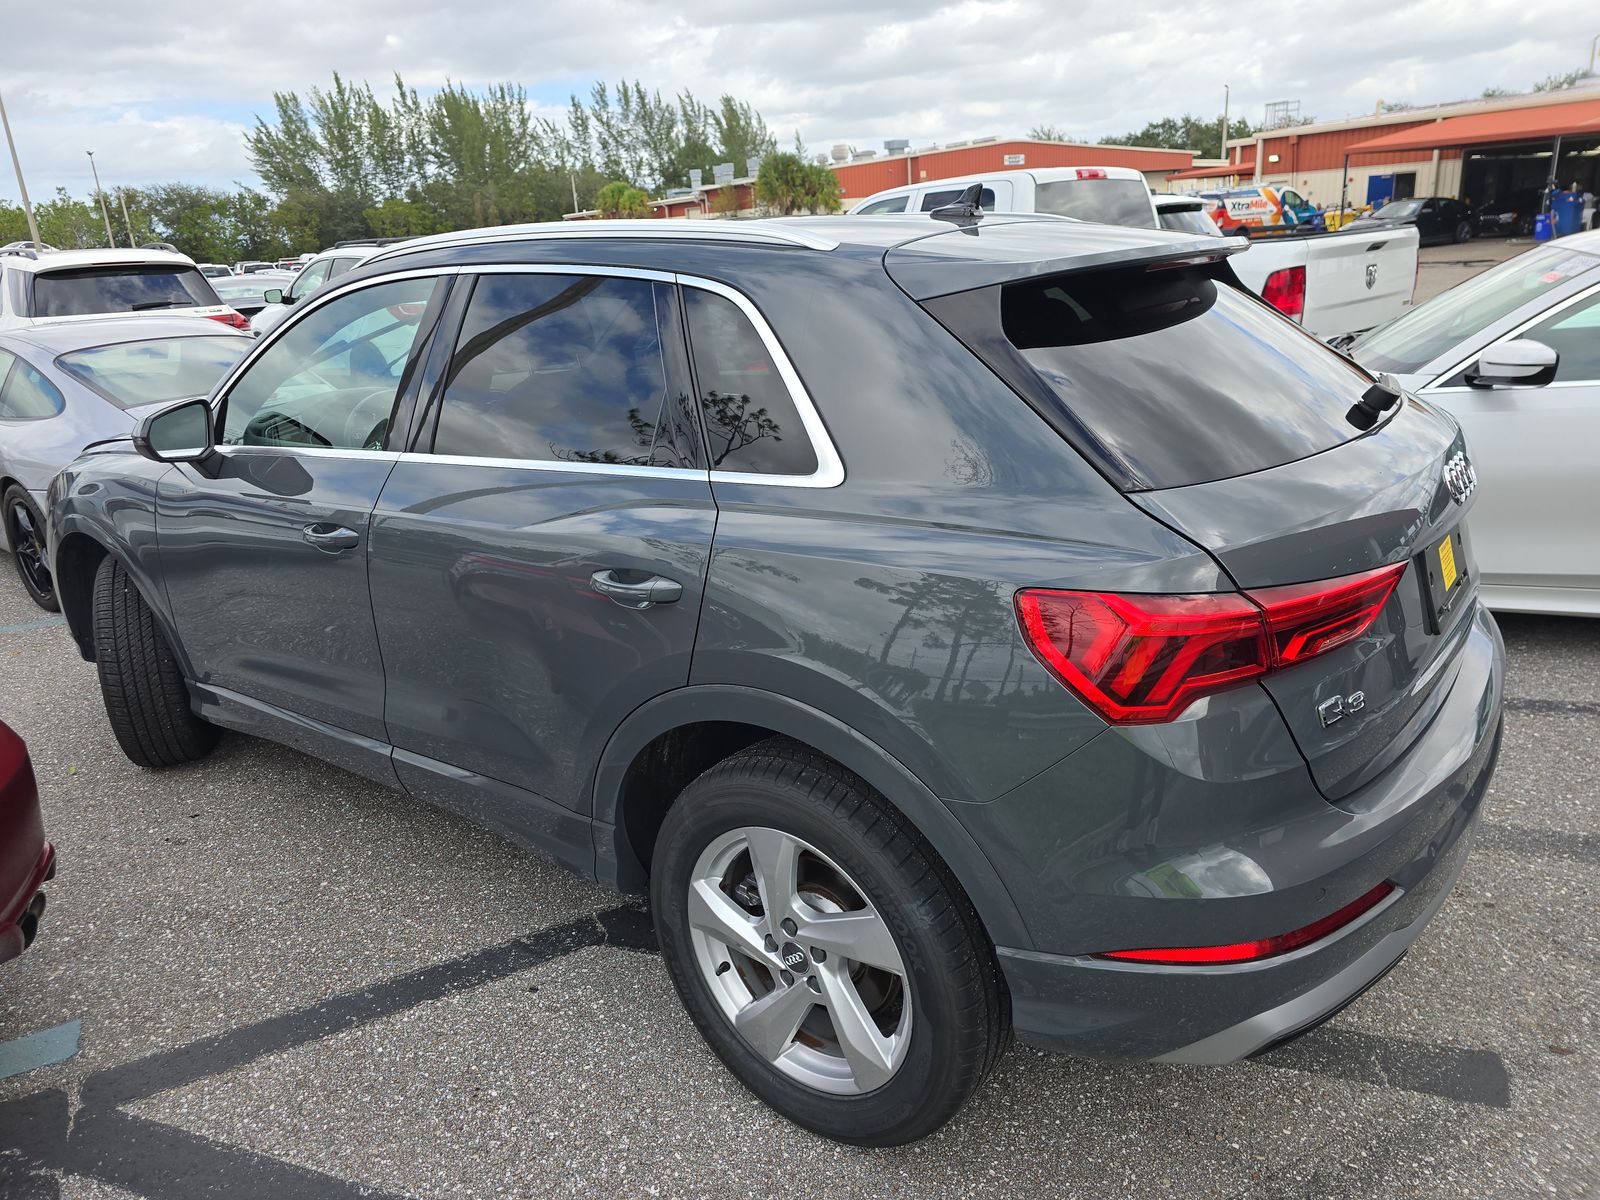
<box><xmin>1454</xmin><ymin>220</ymin><xmax>1472</xmax><ymax>243</ymax></box>
<box><xmin>92</xmin><ymin>555</ymin><xmax>218</xmax><ymax>768</ymax></box>
<box><xmin>651</xmin><ymin>737</ymin><xmax>1009</xmax><ymax>1145</ymax></box>
<box><xmin>4</xmin><ymin>486</ymin><xmax>58</xmax><ymax>612</ymax></box>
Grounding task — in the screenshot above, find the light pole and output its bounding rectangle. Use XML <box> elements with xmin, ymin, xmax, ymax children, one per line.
<box><xmin>0</xmin><ymin>89</ymin><xmax>42</xmax><ymax>247</ymax></box>
<box><xmin>117</xmin><ymin>187</ymin><xmax>137</xmax><ymax>245</ymax></box>
<box><xmin>1220</xmin><ymin>84</ymin><xmax>1230</xmax><ymax>173</ymax></box>
<box><xmin>1590</xmin><ymin>33</ymin><xmax>1599</xmax><ymax>76</ymax></box>
<box><xmin>86</xmin><ymin>150</ymin><xmax>116</xmax><ymax>247</ymax></box>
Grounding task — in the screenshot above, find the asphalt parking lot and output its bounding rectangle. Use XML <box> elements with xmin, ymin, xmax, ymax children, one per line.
<box><xmin>0</xmin><ymin>557</ymin><xmax>1596</xmax><ymax>1197</ymax></box>
<box><xmin>1413</xmin><ymin>238</ymin><xmax>1528</xmax><ymax>303</ymax></box>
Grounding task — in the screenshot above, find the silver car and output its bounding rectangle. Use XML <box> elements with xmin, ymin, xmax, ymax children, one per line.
<box><xmin>1</xmin><ymin>316</ymin><xmax>250</xmax><ymax>610</ymax></box>
<box><xmin>1352</xmin><ymin>229</ymin><xmax>1600</xmax><ymax>616</ymax></box>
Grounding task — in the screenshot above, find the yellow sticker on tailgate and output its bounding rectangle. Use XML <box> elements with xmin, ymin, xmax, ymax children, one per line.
<box><xmin>1439</xmin><ymin>537</ymin><xmax>1458</xmax><ymax>591</ymax></box>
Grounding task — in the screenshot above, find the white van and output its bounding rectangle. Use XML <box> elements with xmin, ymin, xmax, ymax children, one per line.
<box><xmin>849</xmin><ymin>167</ymin><xmax>1159</xmax><ymax>229</ymax></box>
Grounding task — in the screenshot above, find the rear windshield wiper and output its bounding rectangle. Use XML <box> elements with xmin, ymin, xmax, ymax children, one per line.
<box><xmin>130</xmin><ymin>299</ymin><xmax>188</xmax><ymax>311</ymax></box>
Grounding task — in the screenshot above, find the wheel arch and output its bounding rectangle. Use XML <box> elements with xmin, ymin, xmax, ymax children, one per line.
<box><xmin>592</xmin><ymin>685</ymin><xmax>1031</xmax><ymax>950</ymax></box>
<box><xmin>50</xmin><ymin>516</ymin><xmax>187</xmax><ymax>674</ymax></box>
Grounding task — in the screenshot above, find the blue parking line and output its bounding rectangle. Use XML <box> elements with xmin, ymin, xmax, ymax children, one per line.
<box><xmin>0</xmin><ymin>616</ymin><xmax>66</xmax><ymax>635</ymax></box>
<box><xmin>0</xmin><ymin>1018</ymin><xmax>81</xmax><ymax>1082</ymax></box>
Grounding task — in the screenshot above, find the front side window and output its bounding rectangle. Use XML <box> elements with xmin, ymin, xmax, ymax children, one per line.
<box><xmin>222</xmin><ymin>276</ymin><xmax>439</xmax><ymax>450</ymax></box>
<box><xmin>0</xmin><ymin>349</ymin><xmax>66</xmax><ymax>419</ymax></box>
<box><xmin>289</xmin><ymin>260</ymin><xmax>330</xmax><ymax>299</ymax></box>
<box><xmin>683</xmin><ymin>288</ymin><xmax>818</xmax><ymax>477</ymax></box>
<box><xmin>31</xmin><ymin>266</ymin><xmax>220</xmax><ymax>317</ymax></box>
<box><xmin>433</xmin><ymin>273</ymin><xmax>693</xmax><ymax>467</ymax></box>
<box><xmin>57</xmin><ymin>335</ymin><xmax>248</xmax><ymax>410</ymax></box>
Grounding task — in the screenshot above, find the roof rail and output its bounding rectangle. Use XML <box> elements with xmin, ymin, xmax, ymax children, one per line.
<box><xmin>0</xmin><ymin>246</ymin><xmax>38</xmax><ymax>260</ymax></box>
<box><xmin>366</xmin><ymin>218</ymin><xmax>840</xmax><ymax>266</ymax></box>
<box><xmin>331</xmin><ymin>236</ymin><xmax>415</xmax><ymax>248</ymax></box>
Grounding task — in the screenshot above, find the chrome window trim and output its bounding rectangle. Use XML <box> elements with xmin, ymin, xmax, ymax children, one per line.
<box><xmin>675</xmin><ymin>273</ymin><xmax>845</xmax><ymax>489</ymax></box>
<box><xmin>1422</xmin><ymin>277</ymin><xmax>1600</xmax><ymax>393</ymax></box>
<box><xmin>210</xmin><ymin>445</ymin><xmax>401</xmax><ymax>462</ymax></box>
<box><xmin>365</xmin><ymin>219</ymin><xmax>839</xmax><ymax>266</ymax></box>
<box><xmin>391</xmin><ymin>450</ymin><xmax>707</xmax><ymax>480</ymax></box>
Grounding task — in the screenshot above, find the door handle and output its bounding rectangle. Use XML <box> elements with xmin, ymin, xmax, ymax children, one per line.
<box><xmin>590</xmin><ymin>569</ymin><xmax>682</xmax><ymax>609</ymax></box>
<box><xmin>302</xmin><ymin>523</ymin><xmax>361</xmax><ymax>552</ymax></box>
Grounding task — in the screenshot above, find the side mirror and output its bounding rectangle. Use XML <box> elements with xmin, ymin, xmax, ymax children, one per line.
<box><xmin>133</xmin><ymin>397</ymin><xmax>215</xmax><ymax>464</ymax></box>
<box><xmin>262</xmin><ymin>288</ymin><xmax>284</xmax><ymax>304</ymax></box>
<box><xmin>1469</xmin><ymin>339</ymin><xmax>1559</xmax><ymax>388</ymax></box>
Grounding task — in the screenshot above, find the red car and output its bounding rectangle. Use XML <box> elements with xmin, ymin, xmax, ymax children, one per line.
<box><xmin>0</xmin><ymin>719</ymin><xmax>53</xmax><ymax>963</ymax></box>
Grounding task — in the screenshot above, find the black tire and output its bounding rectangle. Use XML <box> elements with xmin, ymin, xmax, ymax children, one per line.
<box><xmin>1454</xmin><ymin>220</ymin><xmax>1472</xmax><ymax>243</ymax></box>
<box><xmin>4</xmin><ymin>486</ymin><xmax>59</xmax><ymax>612</ymax></box>
<box><xmin>651</xmin><ymin>737</ymin><xmax>1009</xmax><ymax>1146</ymax></box>
<box><xmin>92</xmin><ymin>555</ymin><xmax>218</xmax><ymax>768</ymax></box>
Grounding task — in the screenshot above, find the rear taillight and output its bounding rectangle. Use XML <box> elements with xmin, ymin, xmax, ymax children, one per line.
<box><xmin>1074</xmin><ymin>168</ymin><xmax>1108</xmax><ymax>180</ymax></box>
<box><xmin>208</xmin><ymin>310</ymin><xmax>250</xmax><ymax>330</ymax></box>
<box><xmin>1015</xmin><ymin>563</ymin><xmax>1405</xmax><ymax>725</ymax></box>
<box><xmin>1261</xmin><ymin>265</ymin><xmax>1306</xmax><ymax>321</ymax></box>
<box><xmin>1097</xmin><ymin>881</ymin><xmax>1397</xmax><ymax>965</ymax></box>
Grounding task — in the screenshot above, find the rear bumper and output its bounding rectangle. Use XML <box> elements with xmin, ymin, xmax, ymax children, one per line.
<box><xmin>992</xmin><ymin>604</ymin><xmax>1504</xmax><ymax>1062</ymax></box>
<box><xmin>0</xmin><ymin>840</ymin><xmax>55</xmax><ymax>965</ymax></box>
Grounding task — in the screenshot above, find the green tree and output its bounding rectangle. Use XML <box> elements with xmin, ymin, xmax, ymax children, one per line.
<box><xmin>755</xmin><ymin>152</ymin><xmax>841</xmax><ymax>215</ymax></box>
<box><xmin>34</xmin><ymin>189</ymin><xmax>105</xmax><ymax>249</ymax></box>
<box><xmin>593</xmin><ymin>181</ymin><xmax>651</xmax><ymax>218</ymax></box>
<box><xmin>1100</xmin><ymin>114</ymin><xmax>1258</xmax><ymax>160</ymax></box>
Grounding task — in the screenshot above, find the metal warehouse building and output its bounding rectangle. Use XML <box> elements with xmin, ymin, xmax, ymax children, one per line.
<box><xmin>1180</xmin><ymin>86</ymin><xmax>1600</xmax><ymax>213</ymax></box>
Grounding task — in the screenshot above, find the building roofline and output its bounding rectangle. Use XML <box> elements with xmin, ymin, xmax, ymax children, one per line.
<box><xmin>1226</xmin><ymin>82</ymin><xmax>1600</xmax><ymax>145</ymax></box>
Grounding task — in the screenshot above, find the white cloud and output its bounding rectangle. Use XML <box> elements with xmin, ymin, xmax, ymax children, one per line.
<box><xmin>0</xmin><ymin>0</ymin><xmax>1586</xmax><ymax>203</ymax></box>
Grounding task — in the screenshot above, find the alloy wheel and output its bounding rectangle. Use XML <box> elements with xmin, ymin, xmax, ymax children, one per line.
<box><xmin>9</xmin><ymin>502</ymin><xmax>53</xmax><ymax>606</ymax></box>
<box><xmin>686</xmin><ymin>826</ymin><xmax>912</xmax><ymax>1095</ymax></box>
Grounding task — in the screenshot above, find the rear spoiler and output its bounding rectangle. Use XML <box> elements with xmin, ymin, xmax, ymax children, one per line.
<box><xmin>885</xmin><ymin>217</ymin><xmax>1249</xmax><ymax>300</ymax></box>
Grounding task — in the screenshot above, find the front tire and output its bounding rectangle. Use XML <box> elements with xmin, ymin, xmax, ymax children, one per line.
<box><xmin>651</xmin><ymin>738</ymin><xmax>1008</xmax><ymax>1145</ymax></box>
<box><xmin>1454</xmin><ymin>220</ymin><xmax>1472</xmax><ymax>243</ymax></box>
<box><xmin>5</xmin><ymin>486</ymin><xmax>58</xmax><ymax>612</ymax></box>
<box><xmin>92</xmin><ymin>555</ymin><xmax>218</xmax><ymax>768</ymax></box>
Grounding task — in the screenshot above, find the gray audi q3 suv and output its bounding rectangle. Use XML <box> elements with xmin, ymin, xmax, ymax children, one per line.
<box><xmin>48</xmin><ymin>215</ymin><xmax>1504</xmax><ymax>1145</ymax></box>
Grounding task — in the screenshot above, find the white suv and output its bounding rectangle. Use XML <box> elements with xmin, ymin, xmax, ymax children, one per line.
<box><xmin>0</xmin><ymin>247</ymin><xmax>245</xmax><ymax>332</ymax></box>
<box><xmin>850</xmin><ymin>166</ymin><xmax>1160</xmax><ymax>229</ymax></box>
<box><xmin>249</xmin><ymin>243</ymin><xmax>390</xmax><ymax>337</ymax></box>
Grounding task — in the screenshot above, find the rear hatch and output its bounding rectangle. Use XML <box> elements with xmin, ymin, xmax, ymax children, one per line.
<box><xmin>897</xmin><ymin>224</ymin><xmax>1478</xmax><ymax>801</ymax></box>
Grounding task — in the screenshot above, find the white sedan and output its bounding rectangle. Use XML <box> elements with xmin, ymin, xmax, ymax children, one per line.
<box><xmin>1351</xmin><ymin>229</ymin><xmax>1600</xmax><ymax>616</ymax></box>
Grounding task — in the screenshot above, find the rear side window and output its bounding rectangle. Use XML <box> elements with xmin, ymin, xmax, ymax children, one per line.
<box><xmin>920</xmin><ymin>188</ymin><xmax>997</xmax><ymax>212</ymax></box>
<box><xmin>434</xmin><ymin>273</ymin><xmax>692</xmax><ymax>468</ymax></box>
<box><xmin>683</xmin><ymin>288</ymin><xmax>818</xmax><ymax>477</ymax></box>
<box><xmin>1036</xmin><ymin>179</ymin><xmax>1156</xmax><ymax>229</ymax></box>
<box><xmin>31</xmin><ymin>266</ymin><xmax>220</xmax><ymax>317</ymax></box>
<box><xmin>856</xmin><ymin>195</ymin><xmax>910</xmax><ymax>214</ymax></box>
<box><xmin>0</xmin><ymin>351</ymin><xmax>66</xmax><ymax>419</ymax></box>
<box><xmin>929</xmin><ymin>268</ymin><xmax>1376</xmax><ymax>490</ymax></box>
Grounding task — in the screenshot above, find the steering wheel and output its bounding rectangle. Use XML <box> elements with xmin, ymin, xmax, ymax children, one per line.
<box><xmin>342</xmin><ymin>386</ymin><xmax>398</xmax><ymax>450</ymax></box>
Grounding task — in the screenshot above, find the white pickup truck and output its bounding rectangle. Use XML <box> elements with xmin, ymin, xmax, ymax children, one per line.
<box><xmin>851</xmin><ymin>176</ymin><xmax>1419</xmax><ymax>341</ymax></box>
<box><xmin>1153</xmin><ymin>194</ymin><xmax>1419</xmax><ymax>342</ymax></box>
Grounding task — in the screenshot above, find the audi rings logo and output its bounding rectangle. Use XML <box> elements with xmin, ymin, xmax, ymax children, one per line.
<box><xmin>1444</xmin><ymin>452</ymin><xmax>1477</xmax><ymax>505</ymax></box>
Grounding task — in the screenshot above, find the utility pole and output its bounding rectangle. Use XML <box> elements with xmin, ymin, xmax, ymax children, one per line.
<box><xmin>86</xmin><ymin>150</ymin><xmax>116</xmax><ymax>246</ymax></box>
<box><xmin>1220</xmin><ymin>84</ymin><xmax>1230</xmax><ymax>171</ymax></box>
<box><xmin>0</xmin><ymin>89</ymin><xmax>42</xmax><ymax>247</ymax></box>
<box><xmin>117</xmin><ymin>188</ymin><xmax>136</xmax><ymax>245</ymax></box>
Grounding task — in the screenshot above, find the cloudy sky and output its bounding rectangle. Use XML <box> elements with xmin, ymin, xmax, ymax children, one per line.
<box><xmin>0</xmin><ymin>0</ymin><xmax>1589</xmax><ymax>203</ymax></box>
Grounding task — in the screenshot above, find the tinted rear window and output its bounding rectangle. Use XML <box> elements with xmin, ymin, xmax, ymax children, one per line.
<box><xmin>935</xmin><ymin>267</ymin><xmax>1377</xmax><ymax>489</ymax></box>
<box><xmin>32</xmin><ymin>266</ymin><xmax>219</xmax><ymax>317</ymax></box>
<box><xmin>57</xmin><ymin>335</ymin><xmax>248</xmax><ymax>409</ymax></box>
<box><xmin>1035</xmin><ymin>179</ymin><xmax>1156</xmax><ymax>228</ymax></box>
